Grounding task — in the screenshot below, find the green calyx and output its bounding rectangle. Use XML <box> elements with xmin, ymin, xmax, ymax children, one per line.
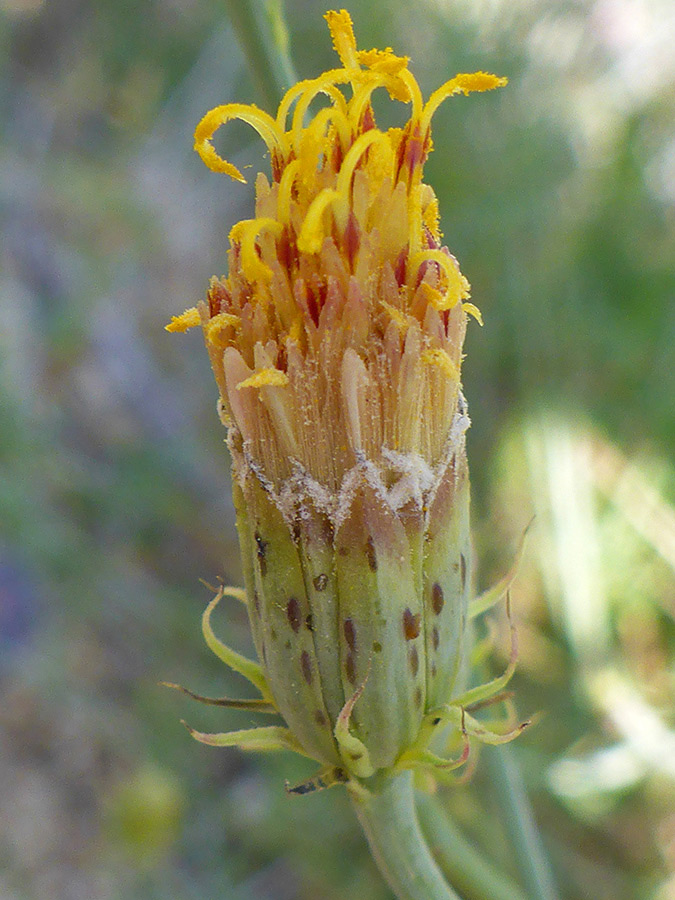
<box><xmin>167</xmin><ymin>446</ymin><xmax>529</xmax><ymax>794</ymax></box>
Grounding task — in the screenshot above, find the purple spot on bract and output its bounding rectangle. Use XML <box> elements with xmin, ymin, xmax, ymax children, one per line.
<box><xmin>345</xmin><ymin>653</ymin><xmax>357</xmax><ymax>684</ymax></box>
<box><xmin>403</xmin><ymin>608</ymin><xmax>421</xmax><ymax>640</ymax></box>
<box><xmin>301</xmin><ymin>650</ymin><xmax>312</xmax><ymax>684</ymax></box>
<box><xmin>286</xmin><ymin>597</ymin><xmax>301</xmax><ymax>633</ymax></box>
<box><xmin>431</xmin><ymin>582</ymin><xmax>444</xmax><ymax>615</ymax></box>
<box><xmin>343</xmin><ymin>618</ymin><xmax>356</xmax><ymax>651</ymax></box>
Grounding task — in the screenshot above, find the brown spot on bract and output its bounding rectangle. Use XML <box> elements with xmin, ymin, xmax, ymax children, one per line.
<box><xmin>314</xmin><ymin>710</ymin><xmax>327</xmax><ymax>727</ymax></box>
<box><xmin>365</xmin><ymin>535</ymin><xmax>377</xmax><ymax>571</ymax></box>
<box><xmin>313</xmin><ymin>573</ymin><xmax>328</xmax><ymax>592</ymax></box>
<box><xmin>432</xmin><ymin>626</ymin><xmax>440</xmax><ymax>651</ymax></box>
<box><xmin>253</xmin><ymin>591</ymin><xmax>260</xmax><ymax>614</ymax></box>
<box><xmin>414</xmin><ymin>686</ymin><xmax>423</xmax><ymax>708</ymax></box>
<box><xmin>305</xmin><ymin>613</ymin><xmax>313</xmax><ymax>631</ymax></box>
<box><xmin>345</xmin><ymin>652</ymin><xmax>357</xmax><ymax>684</ymax></box>
<box><xmin>261</xmin><ymin>640</ymin><xmax>267</xmax><ymax>663</ymax></box>
<box><xmin>343</xmin><ymin>618</ymin><xmax>356</xmax><ymax>651</ymax></box>
<box><xmin>431</xmin><ymin>582</ymin><xmax>444</xmax><ymax>615</ymax></box>
<box><xmin>409</xmin><ymin>645</ymin><xmax>419</xmax><ymax>677</ymax></box>
<box><xmin>403</xmin><ymin>607</ymin><xmax>421</xmax><ymax>640</ymax></box>
<box><xmin>460</xmin><ymin>553</ymin><xmax>467</xmax><ymax>589</ymax></box>
<box><xmin>255</xmin><ymin>532</ymin><xmax>267</xmax><ymax>576</ymax></box>
<box><xmin>301</xmin><ymin>650</ymin><xmax>312</xmax><ymax>684</ymax></box>
<box><xmin>431</xmin><ymin>662</ymin><xmax>437</xmax><ymax>677</ymax></box>
<box><xmin>286</xmin><ymin>597</ymin><xmax>301</xmax><ymax>633</ymax></box>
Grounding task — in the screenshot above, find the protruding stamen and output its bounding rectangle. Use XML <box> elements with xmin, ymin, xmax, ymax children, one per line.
<box><xmin>324</xmin><ymin>9</ymin><xmax>359</xmax><ymax>71</ymax></box>
<box><xmin>420</xmin><ymin>71</ymin><xmax>508</xmax><ymax>135</ymax></box>
<box><xmin>165</xmin><ymin>307</ymin><xmax>200</xmax><ymax>332</ymax></box>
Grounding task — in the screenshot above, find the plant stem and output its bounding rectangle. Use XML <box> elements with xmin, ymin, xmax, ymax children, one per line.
<box><xmin>224</xmin><ymin>0</ymin><xmax>298</xmax><ymax>110</ymax></box>
<box><xmin>417</xmin><ymin>793</ymin><xmax>529</xmax><ymax>900</ymax></box>
<box><xmin>350</xmin><ymin>772</ymin><xmax>463</xmax><ymax>900</ymax></box>
<box><xmin>484</xmin><ymin>744</ymin><xmax>561</xmax><ymax>900</ymax></box>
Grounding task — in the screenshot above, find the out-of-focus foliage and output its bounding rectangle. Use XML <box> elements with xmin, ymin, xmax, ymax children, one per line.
<box><xmin>0</xmin><ymin>1</ymin><xmax>673</xmax><ymax>899</ymax></box>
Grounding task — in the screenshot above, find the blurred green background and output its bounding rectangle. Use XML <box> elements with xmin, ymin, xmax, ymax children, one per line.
<box><xmin>1</xmin><ymin>0</ymin><xmax>674</xmax><ymax>898</ymax></box>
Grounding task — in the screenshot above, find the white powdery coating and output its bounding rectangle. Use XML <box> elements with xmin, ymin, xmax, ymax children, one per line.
<box><xmin>228</xmin><ymin>398</ymin><xmax>470</xmax><ymax>534</ymax></box>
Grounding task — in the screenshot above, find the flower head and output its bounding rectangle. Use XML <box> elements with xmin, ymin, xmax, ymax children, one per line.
<box><xmin>168</xmin><ymin>9</ymin><xmax>504</xmax><ymax>493</ymax></box>
<box><xmin>168</xmin><ymin>11</ymin><xmax>520</xmax><ymax>790</ymax></box>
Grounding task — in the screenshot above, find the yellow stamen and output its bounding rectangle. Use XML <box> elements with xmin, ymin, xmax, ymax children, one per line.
<box><xmin>194</xmin><ymin>104</ymin><xmax>287</xmax><ymax>182</ymax></box>
<box><xmin>462</xmin><ymin>302</ymin><xmax>484</xmax><ymax>326</ymax></box>
<box><xmin>294</xmin><ymin>105</ymin><xmax>350</xmax><ymax>184</ymax></box>
<box><xmin>421</xmin><ymin>348</ymin><xmax>460</xmax><ymax>382</ymax></box>
<box><xmin>206</xmin><ymin>313</ymin><xmax>241</xmax><ymax>348</ymax></box>
<box><xmin>236</xmin><ymin>368</ymin><xmax>290</xmax><ymax>390</ymax></box>
<box><xmin>422</xmin><ymin>194</ymin><xmax>441</xmax><ymax>242</ymax></box>
<box><xmin>229</xmin><ymin>218</ymin><xmax>283</xmax><ymax>285</ymax></box>
<box><xmin>290</xmin><ymin>78</ymin><xmax>349</xmax><ymax>149</ymax></box>
<box><xmin>419</xmin><ymin>283</ymin><xmax>445</xmax><ymax>308</ymax></box>
<box><xmin>380</xmin><ymin>299</ymin><xmax>409</xmax><ymax>331</ymax></box>
<box><xmin>324</xmin><ymin>9</ymin><xmax>359</xmax><ymax>70</ymax></box>
<box><xmin>347</xmin><ymin>70</ymin><xmax>412</xmax><ymax>127</ymax></box>
<box><xmin>421</xmin><ymin>72</ymin><xmax>508</xmax><ymax>134</ymax></box>
<box><xmin>409</xmin><ymin>249</ymin><xmax>471</xmax><ymax>309</ymax></box>
<box><xmin>165</xmin><ymin>307</ymin><xmax>200</xmax><ymax>332</ymax></box>
<box><xmin>277</xmin><ymin>159</ymin><xmax>301</xmax><ymax>225</ymax></box>
<box><xmin>394</xmin><ymin>67</ymin><xmax>424</xmax><ymax>118</ymax></box>
<box><xmin>357</xmin><ymin>47</ymin><xmax>409</xmax><ymax>77</ymax></box>
<box><xmin>336</xmin><ymin>129</ymin><xmax>389</xmax><ymax>194</ymax></box>
<box><xmin>297</xmin><ymin>188</ymin><xmax>341</xmax><ymax>254</ymax></box>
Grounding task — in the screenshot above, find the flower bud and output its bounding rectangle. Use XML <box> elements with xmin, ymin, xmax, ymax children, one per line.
<box><xmin>168</xmin><ymin>10</ymin><xmax>518</xmax><ymax>786</ymax></box>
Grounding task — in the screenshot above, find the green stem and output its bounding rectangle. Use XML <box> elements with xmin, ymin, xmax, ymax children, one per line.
<box><xmin>484</xmin><ymin>745</ymin><xmax>561</xmax><ymax>900</ymax></box>
<box><xmin>224</xmin><ymin>0</ymin><xmax>298</xmax><ymax>110</ymax></box>
<box><xmin>350</xmin><ymin>772</ymin><xmax>463</xmax><ymax>900</ymax></box>
<box><xmin>417</xmin><ymin>793</ymin><xmax>529</xmax><ymax>900</ymax></box>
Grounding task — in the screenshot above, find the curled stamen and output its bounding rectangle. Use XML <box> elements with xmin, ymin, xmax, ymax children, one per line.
<box><xmin>229</xmin><ymin>217</ymin><xmax>283</xmax><ymax>285</ymax></box>
<box><xmin>297</xmin><ymin>188</ymin><xmax>341</xmax><ymax>254</ymax></box>
<box><xmin>409</xmin><ymin>249</ymin><xmax>471</xmax><ymax>309</ymax></box>
<box><xmin>194</xmin><ymin>103</ymin><xmax>287</xmax><ymax>182</ymax></box>
<box><xmin>290</xmin><ymin>78</ymin><xmax>350</xmax><ymax>150</ymax></box>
